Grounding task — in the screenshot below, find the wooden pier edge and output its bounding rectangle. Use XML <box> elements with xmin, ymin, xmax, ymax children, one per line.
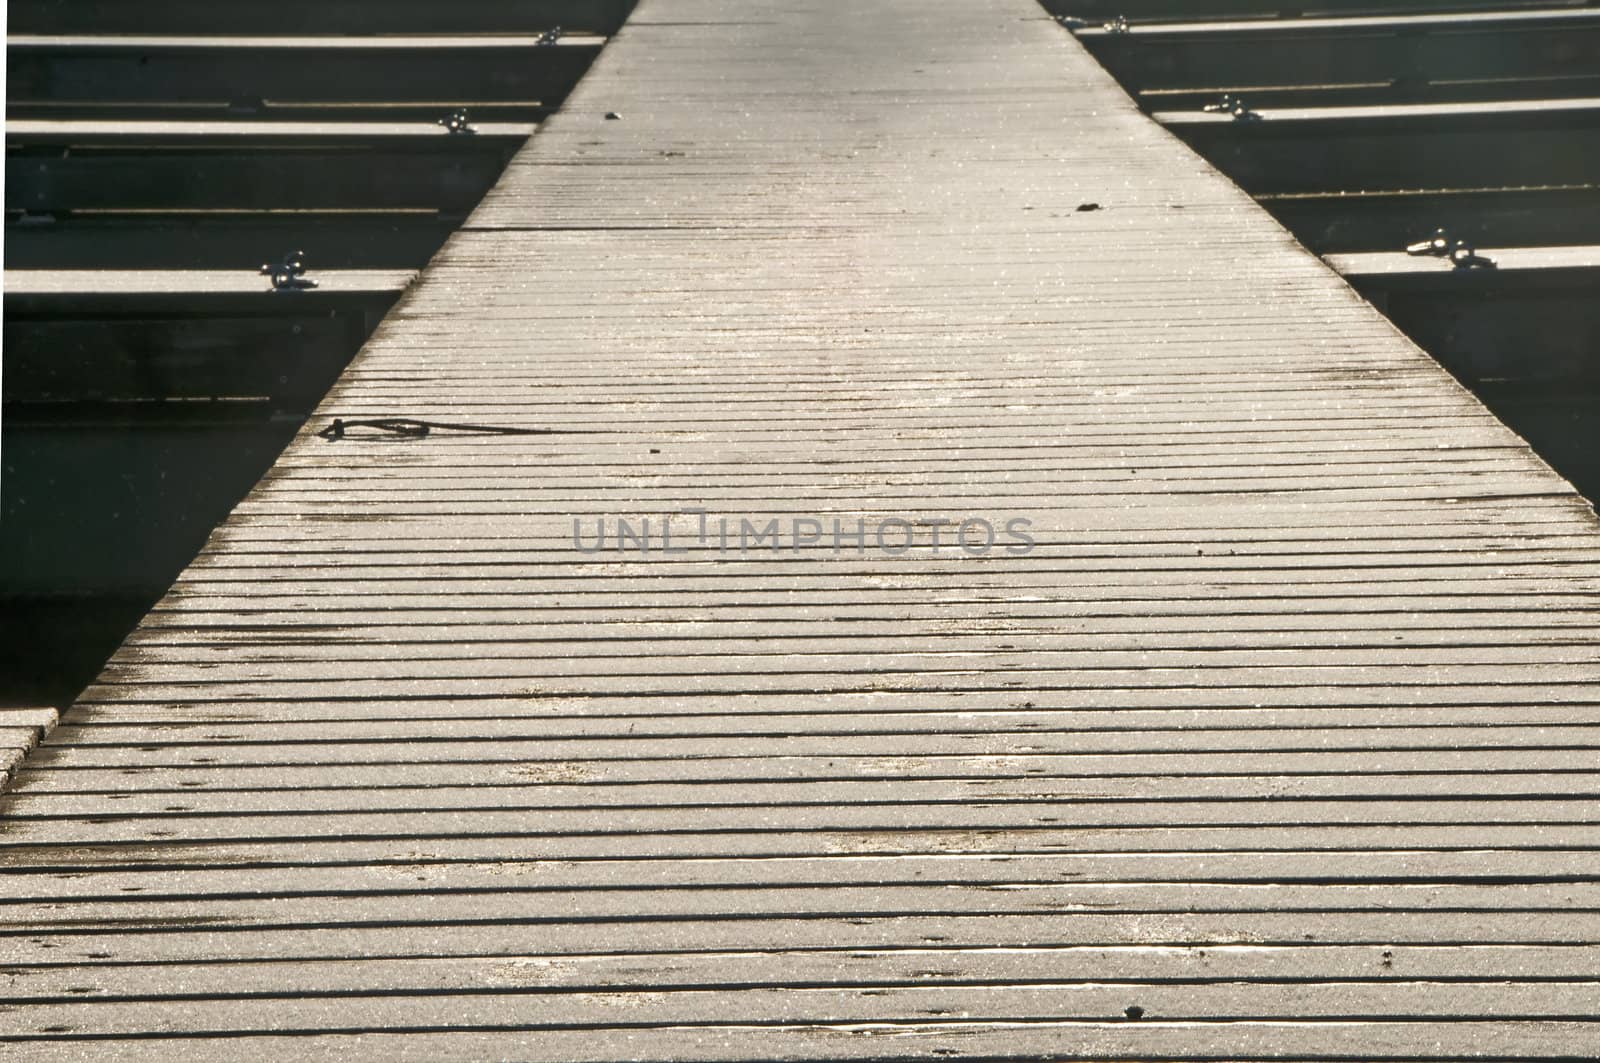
<box><xmin>5</xmin><ymin>1</ymin><xmax>1600</xmax><ymax>1058</ymax></box>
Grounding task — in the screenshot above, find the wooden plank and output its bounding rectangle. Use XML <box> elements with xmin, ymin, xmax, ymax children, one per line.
<box><xmin>4</xmin><ymin>849</ymin><xmax>1599</xmax><ymax>901</ymax></box>
<box><xmin>6</xmin><ymin>942</ymin><xmax>1600</xmax><ymax>999</ymax></box>
<box><xmin>9</xmin><ymin>981</ymin><xmax>1600</xmax><ymax>1040</ymax></box>
<box><xmin>1075</xmin><ymin>7</ymin><xmax>1600</xmax><ymax>33</ymax></box>
<box><xmin>5</xmin><ymin>1022</ymin><xmax>1600</xmax><ymax>1063</ymax></box>
<box><xmin>3</xmin><ymin>269</ymin><xmax>414</xmax><ymax>298</ymax></box>
<box><xmin>8</xmin><ymin>800</ymin><xmax>1600</xmax><ymax>850</ymax></box>
<box><xmin>14</xmin><ymin>749</ymin><xmax>1600</xmax><ymax>795</ymax></box>
<box><xmin>5</xmin><ymin>118</ymin><xmax>539</xmax><ymax>141</ymax></box>
<box><xmin>11</xmin><ymin>770</ymin><xmax>1600</xmax><ymax>819</ymax></box>
<box><xmin>0</xmin><ymin>710</ymin><xmax>58</xmax><ymax>735</ymax></box>
<box><xmin>1328</xmin><ymin>244</ymin><xmax>1600</xmax><ymax>282</ymax></box>
<box><xmin>5</xmin><ymin>849</ymin><xmax>1599</xmax><ymax>902</ymax></box>
<box><xmin>1043</xmin><ymin>0</ymin><xmax>1597</xmax><ymax>21</ymax></box>
<box><xmin>7</xmin><ymin>34</ymin><xmax>607</xmax><ymax>50</ymax></box>
<box><xmin>16</xmin><ymin>881</ymin><xmax>1600</xmax><ymax>931</ymax></box>
<box><xmin>7</xmin><ymin>909</ymin><xmax>1600</xmax><ymax>964</ymax></box>
<box><xmin>37</xmin><ymin>707</ymin><xmax>1600</xmax><ymax>744</ymax></box>
<box><xmin>5</xmin><ymin>824</ymin><xmax>1598</xmax><ymax>876</ymax></box>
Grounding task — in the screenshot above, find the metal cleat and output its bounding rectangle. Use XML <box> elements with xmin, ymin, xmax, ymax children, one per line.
<box><xmin>1202</xmin><ymin>94</ymin><xmax>1259</xmax><ymax>121</ymax></box>
<box><xmin>260</xmin><ymin>250</ymin><xmax>318</xmax><ymax>292</ymax></box>
<box><xmin>1406</xmin><ymin>228</ymin><xmax>1453</xmax><ymax>257</ymax></box>
<box><xmin>1449</xmin><ymin>240</ymin><xmax>1496</xmax><ymax>271</ymax></box>
<box><xmin>438</xmin><ymin>109</ymin><xmax>477</xmax><ymax>135</ymax></box>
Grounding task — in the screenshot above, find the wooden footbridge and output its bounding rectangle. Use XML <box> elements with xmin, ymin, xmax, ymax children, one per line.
<box><xmin>5</xmin><ymin>0</ymin><xmax>1600</xmax><ymax>1058</ymax></box>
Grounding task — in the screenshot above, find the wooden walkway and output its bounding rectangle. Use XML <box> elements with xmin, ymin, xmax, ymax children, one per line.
<box><xmin>6</xmin><ymin>1</ymin><xmax>1600</xmax><ymax>1057</ymax></box>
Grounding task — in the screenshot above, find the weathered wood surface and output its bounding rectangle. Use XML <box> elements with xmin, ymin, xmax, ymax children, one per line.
<box><xmin>5</xmin><ymin>0</ymin><xmax>1600</xmax><ymax>1058</ymax></box>
<box><xmin>0</xmin><ymin>711</ymin><xmax>58</xmax><ymax>792</ymax></box>
<box><xmin>3</xmin><ymin>269</ymin><xmax>416</xmax><ymax>296</ymax></box>
<box><xmin>3</xmin><ymin>269</ymin><xmax>415</xmax><ymax>323</ymax></box>
<box><xmin>6</xmin><ymin>118</ymin><xmax>540</xmax><ymax>141</ymax></box>
<box><xmin>1043</xmin><ymin>0</ymin><xmax>1597</xmax><ymax>21</ymax></box>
